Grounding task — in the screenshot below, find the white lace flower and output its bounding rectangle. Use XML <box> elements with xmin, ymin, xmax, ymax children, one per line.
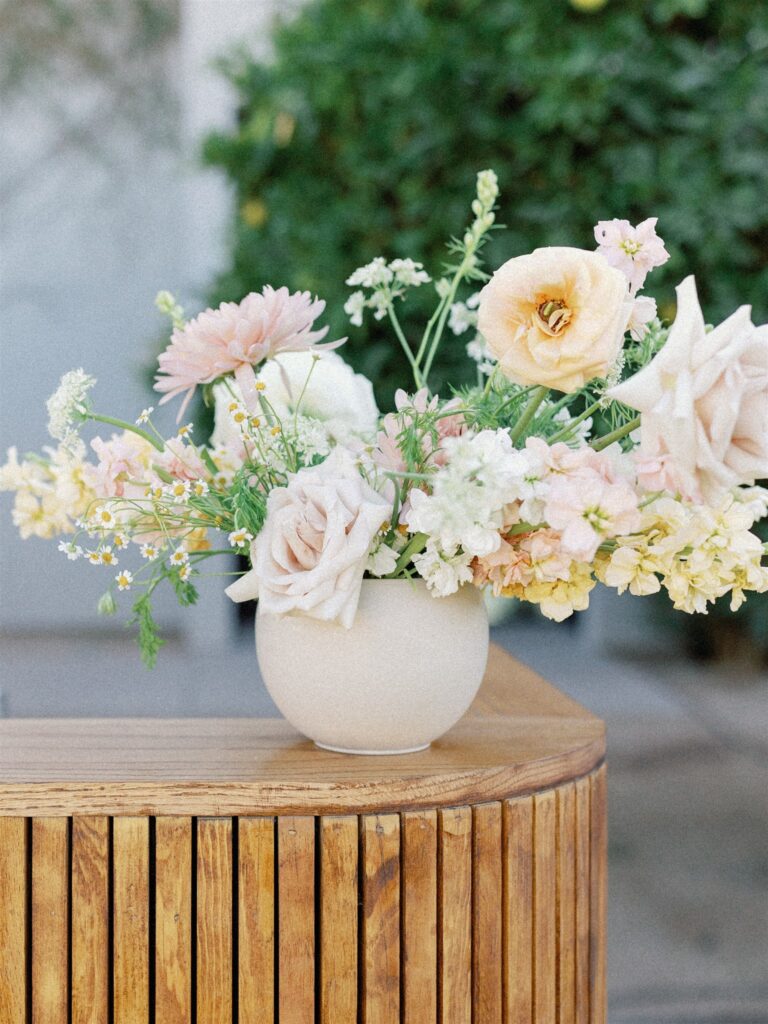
<box><xmin>46</xmin><ymin>369</ymin><xmax>96</xmax><ymax>448</ymax></box>
<box><xmin>389</xmin><ymin>258</ymin><xmax>430</xmax><ymax>287</ymax></box>
<box><xmin>344</xmin><ymin>290</ymin><xmax>366</xmax><ymax>327</ymax></box>
<box><xmin>346</xmin><ymin>257</ymin><xmax>393</xmax><ymax>289</ymax></box>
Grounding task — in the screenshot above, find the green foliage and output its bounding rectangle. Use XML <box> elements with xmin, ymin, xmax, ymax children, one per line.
<box><xmin>170</xmin><ymin>573</ymin><xmax>199</xmax><ymax>608</ymax></box>
<box><xmin>203</xmin><ymin>0</ymin><xmax>768</xmax><ymax>406</ymax></box>
<box><xmin>128</xmin><ymin>593</ymin><xmax>164</xmax><ymax>669</ymax></box>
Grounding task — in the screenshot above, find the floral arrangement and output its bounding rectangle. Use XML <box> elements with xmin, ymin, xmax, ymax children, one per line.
<box><xmin>3</xmin><ymin>171</ymin><xmax>767</xmax><ymax>665</ymax></box>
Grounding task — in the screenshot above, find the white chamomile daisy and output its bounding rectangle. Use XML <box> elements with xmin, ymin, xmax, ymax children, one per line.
<box><xmin>113</xmin><ymin>532</ymin><xmax>129</xmax><ymax>550</ymax></box>
<box><xmin>99</xmin><ymin>546</ymin><xmax>118</xmax><ymax>567</ymax></box>
<box><xmin>146</xmin><ymin>484</ymin><xmax>165</xmax><ymax>500</ymax></box>
<box><xmin>229</xmin><ymin>404</ymin><xmax>248</xmax><ymax>427</ymax></box>
<box><xmin>115</xmin><ymin>570</ymin><xmax>133</xmax><ymax>591</ymax></box>
<box><xmin>191</xmin><ymin>479</ymin><xmax>209</xmax><ymax>498</ymax></box>
<box><xmin>178</xmin><ymin>422</ymin><xmax>194</xmax><ymax>438</ymax></box>
<box><xmin>140</xmin><ymin>543</ymin><xmax>160</xmax><ymax>560</ymax></box>
<box><xmin>92</xmin><ymin>506</ymin><xmax>116</xmax><ymax>529</ymax></box>
<box><xmin>178</xmin><ymin>563</ymin><xmax>192</xmax><ymax>582</ymax></box>
<box><xmin>58</xmin><ymin>540</ymin><xmax>83</xmax><ymax>560</ymax></box>
<box><xmin>169</xmin><ymin>548</ymin><xmax>189</xmax><ymax>567</ymax></box>
<box><xmin>166</xmin><ymin>480</ymin><xmax>191</xmax><ymax>504</ymax></box>
<box><xmin>228</xmin><ymin>528</ymin><xmax>254</xmax><ymax>549</ymax></box>
<box><xmin>135</xmin><ymin>407</ymin><xmax>154</xmax><ymax>425</ymax></box>
<box><xmin>87</xmin><ymin>551</ymin><xmax>102</xmax><ymax>565</ymax></box>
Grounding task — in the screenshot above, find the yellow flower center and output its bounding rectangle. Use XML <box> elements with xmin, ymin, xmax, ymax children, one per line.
<box><xmin>620</xmin><ymin>239</ymin><xmax>641</xmax><ymax>256</ymax></box>
<box><xmin>535</xmin><ymin>299</ymin><xmax>573</xmax><ymax>337</ymax></box>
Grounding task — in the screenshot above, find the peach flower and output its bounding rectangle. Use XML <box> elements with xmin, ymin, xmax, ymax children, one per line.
<box><xmin>477</xmin><ymin>247</ymin><xmax>630</xmax><ymax>393</ymax></box>
<box><xmin>228</xmin><ymin>449</ymin><xmax>390</xmax><ymax>627</ymax></box>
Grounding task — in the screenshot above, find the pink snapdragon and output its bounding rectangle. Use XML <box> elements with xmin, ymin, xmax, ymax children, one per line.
<box><xmin>593</xmin><ymin>218</ymin><xmax>669</xmax><ymax>295</ymax></box>
<box><xmin>155</xmin><ymin>286</ymin><xmax>343</xmax><ymax>420</ymax></box>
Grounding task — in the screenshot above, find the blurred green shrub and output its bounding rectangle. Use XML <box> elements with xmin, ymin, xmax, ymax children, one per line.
<box><xmin>204</xmin><ymin>0</ymin><xmax>768</xmax><ymax>402</ymax></box>
<box><xmin>203</xmin><ymin>0</ymin><xmax>767</xmax><ymax>654</ymax></box>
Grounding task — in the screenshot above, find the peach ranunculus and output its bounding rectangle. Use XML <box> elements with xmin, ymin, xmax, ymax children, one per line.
<box><xmin>477</xmin><ymin>247</ymin><xmax>631</xmax><ymax>393</ymax></box>
<box><xmin>228</xmin><ymin>449</ymin><xmax>390</xmax><ymax>628</ymax></box>
<box><xmin>609</xmin><ymin>276</ymin><xmax>768</xmax><ymax>503</ymax></box>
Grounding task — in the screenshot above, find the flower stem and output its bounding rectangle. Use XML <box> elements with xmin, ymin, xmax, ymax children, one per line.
<box><xmin>387</xmin><ymin>305</ymin><xmax>424</xmax><ymax>389</ymax></box>
<box><xmin>591</xmin><ymin>415</ymin><xmax>641</xmax><ymax>451</ymax></box>
<box><xmin>508</xmin><ymin>386</ymin><xmax>549</xmax><ymax>444</ymax></box>
<box><xmin>385</xmin><ymin>532</ymin><xmax>428</xmax><ymax>578</ymax></box>
<box><xmin>89</xmin><ymin>413</ymin><xmax>165</xmax><ymax>452</ymax></box>
<box><xmin>548</xmin><ymin>399</ymin><xmax>603</xmax><ymax>443</ymax></box>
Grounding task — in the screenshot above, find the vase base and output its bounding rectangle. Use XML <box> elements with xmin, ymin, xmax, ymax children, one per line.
<box><xmin>314</xmin><ymin>741</ymin><xmax>431</xmax><ymax>756</ymax></box>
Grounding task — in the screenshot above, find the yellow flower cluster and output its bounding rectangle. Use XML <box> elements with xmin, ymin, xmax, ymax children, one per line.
<box><xmin>504</xmin><ymin>562</ymin><xmax>597</xmax><ymax>622</ymax></box>
<box><xmin>598</xmin><ymin>495</ymin><xmax>768</xmax><ymax>613</ymax></box>
<box><xmin>0</xmin><ymin>446</ymin><xmax>96</xmax><ymax>540</ymax></box>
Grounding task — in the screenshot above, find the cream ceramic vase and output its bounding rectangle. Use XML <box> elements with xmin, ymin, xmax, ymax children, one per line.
<box><xmin>255</xmin><ymin>579</ymin><xmax>489</xmax><ymax>754</ymax></box>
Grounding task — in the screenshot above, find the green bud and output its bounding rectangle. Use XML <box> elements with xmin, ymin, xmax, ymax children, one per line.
<box><xmin>97</xmin><ymin>591</ymin><xmax>117</xmax><ymax>616</ymax></box>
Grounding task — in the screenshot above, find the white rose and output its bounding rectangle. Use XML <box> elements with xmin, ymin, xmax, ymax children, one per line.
<box><xmin>212</xmin><ymin>351</ymin><xmax>378</xmax><ymax>449</ymax></box>
<box><xmin>609</xmin><ymin>276</ymin><xmax>768</xmax><ymax>503</ymax></box>
<box><xmin>229</xmin><ymin>449</ymin><xmax>390</xmax><ymax>628</ymax></box>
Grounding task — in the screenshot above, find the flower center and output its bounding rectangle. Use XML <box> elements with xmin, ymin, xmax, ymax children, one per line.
<box><xmin>620</xmin><ymin>239</ymin><xmax>641</xmax><ymax>257</ymax></box>
<box><xmin>535</xmin><ymin>299</ymin><xmax>573</xmax><ymax>337</ymax></box>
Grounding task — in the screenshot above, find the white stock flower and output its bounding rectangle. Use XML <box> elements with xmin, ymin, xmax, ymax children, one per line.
<box><xmin>609</xmin><ymin>276</ymin><xmax>768</xmax><ymax>502</ymax></box>
<box><xmin>366</xmin><ymin>539</ymin><xmax>400</xmax><ymax>577</ymax></box>
<box><xmin>626</xmin><ymin>296</ymin><xmax>657</xmax><ymax>341</ymax></box>
<box><xmin>412</xmin><ymin>542</ymin><xmax>474</xmax><ymax>597</ymax></box>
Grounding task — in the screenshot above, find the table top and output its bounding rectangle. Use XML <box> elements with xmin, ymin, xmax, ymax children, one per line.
<box><xmin>0</xmin><ymin>645</ymin><xmax>604</xmax><ymax>816</ymax></box>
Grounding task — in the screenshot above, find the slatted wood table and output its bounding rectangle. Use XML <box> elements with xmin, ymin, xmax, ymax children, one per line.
<box><xmin>0</xmin><ymin>644</ymin><xmax>606</xmax><ymax>1024</ymax></box>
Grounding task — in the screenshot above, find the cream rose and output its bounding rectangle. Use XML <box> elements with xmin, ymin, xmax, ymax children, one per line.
<box><xmin>609</xmin><ymin>276</ymin><xmax>768</xmax><ymax>503</ymax></box>
<box><xmin>477</xmin><ymin>247</ymin><xmax>630</xmax><ymax>393</ymax></box>
<box><xmin>227</xmin><ymin>449</ymin><xmax>390</xmax><ymax>627</ymax></box>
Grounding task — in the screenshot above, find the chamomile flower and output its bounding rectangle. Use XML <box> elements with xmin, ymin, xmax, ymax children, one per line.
<box><xmin>140</xmin><ymin>542</ymin><xmax>160</xmax><ymax>560</ymax></box>
<box><xmin>58</xmin><ymin>540</ymin><xmax>83</xmax><ymax>560</ymax></box>
<box><xmin>99</xmin><ymin>546</ymin><xmax>118</xmax><ymax>567</ymax></box>
<box><xmin>115</xmin><ymin>570</ymin><xmax>133</xmax><ymax>591</ymax></box>
<box><xmin>178</xmin><ymin>423</ymin><xmax>194</xmax><ymax>438</ymax></box>
<box><xmin>145</xmin><ymin>484</ymin><xmax>165</xmax><ymax>500</ymax></box>
<box><xmin>229</xmin><ymin>404</ymin><xmax>248</xmax><ymax>427</ymax></box>
<box><xmin>135</xmin><ymin>407</ymin><xmax>154</xmax><ymax>425</ymax></box>
<box><xmin>228</xmin><ymin>529</ymin><xmax>253</xmax><ymax>549</ymax></box>
<box><xmin>112</xmin><ymin>532</ymin><xmax>129</xmax><ymax>550</ymax></box>
<box><xmin>191</xmin><ymin>479</ymin><xmax>209</xmax><ymax>498</ymax></box>
<box><xmin>87</xmin><ymin>550</ymin><xmax>102</xmax><ymax>565</ymax></box>
<box><xmin>178</xmin><ymin>563</ymin><xmax>192</xmax><ymax>582</ymax></box>
<box><xmin>169</xmin><ymin>548</ymin><xmax>189</xmax><ymax>567</ymax></box>
<box><xmin>92</xmin><ymin>505</ymin><xmax>116</xmax><ymax>530</ymax></box>
<box><xmin>166</xmin><ymin>480</ymin><xmax>191</xmax><ymax>504</ymax></box>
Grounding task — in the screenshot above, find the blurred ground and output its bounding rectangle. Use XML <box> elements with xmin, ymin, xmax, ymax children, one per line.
<box><xmin>1</xmin><ymin>618</ymin><xmax>767</xmax><ymax>1022</ymax></box>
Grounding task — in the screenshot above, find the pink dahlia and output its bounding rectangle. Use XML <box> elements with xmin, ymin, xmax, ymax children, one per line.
<box><xmin>154</xmin><ymin>286</ymin><xmax>343</xmax><ymax>419</ymax></box>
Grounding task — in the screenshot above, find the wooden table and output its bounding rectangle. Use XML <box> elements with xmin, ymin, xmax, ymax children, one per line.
<box><xmin>0</xmin><ymin>645</ymin><xmax>607</xmax><ymax>1024</ymax></box>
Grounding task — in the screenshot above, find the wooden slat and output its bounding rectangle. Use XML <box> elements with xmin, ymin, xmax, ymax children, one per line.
<box><xmin>574</xmin><ymin>776</ymin><xmax>591</xmax><ymax>1024</ymax></box>
<box><xmin>113</xmin><ymin>816</ymin><xmax>150</xmax><ymax>1024</ymax></box>
<box><xmin>361</xmin><ymin>814</ymin><xmax>400</xmax><ymax>1024</ymax></box>
<box><xmin>503</xmin><ymin>795</ymin><xmax>533</xmax><ymax>1024</ymax></box>
<box><xmin>534</xmin><ymin>790</ymin><xmax>557</xmax><ymax>1022</ymax></box>
<box><xmin>0</xmin><ymin>817</ymin><xmax>27</xmax><ymax>1022</ymax></box>
<box><xmin>557</xmin><ymin>784</ymin><xmax>577</xmax><ymax>1024</ymax></box>
<box><xmin>319</xmin><ymin>816</ymin><xmax>358</xmax><ymax>1024</ymax></box>
<box><xmin>589</xmin><ymin>766</ymin><xmax>607</xmax><ymax>1024</ymax></box>
<box><xmin>72</xmin><ymin>816</ymin><xmax>109</xmax><ymax>1024</ymax></box>
<box><xmin>401</xmin><ymin>810</ymin><xmax>437</xmax><ymax>1024</ymax></box>
<box><xmin>439</xmin><ymin>806</ymin><xmax>472</xmax><ymax>1024</ymax></box>
<box><xmin>239</xmin><ymin>817</ymin><xmax>275</xmax><ymax>1024</ymax></box>
<box><xmin>278</xmin><ymin>816</ymin><xmax>315</xmax><ymax>1024</ymax></box>
<box><xmin>156</xmin><ymin>817</ymin><xmax>192</xmax><ymax>1024</ymax></box>
<box><xmin>473</xmin><ymin>802</ymin><xmax>502</xmax><ymax>1024</ymax></box>
<box><xmin>31</xmin><ymin>817</ymin><xmax>68</xmax><ymax>1024</ymax></box>
<box><xmin>197</xmin><ymin>817</ymin><xmax>233</xmax><ymax>1024</ymax></box>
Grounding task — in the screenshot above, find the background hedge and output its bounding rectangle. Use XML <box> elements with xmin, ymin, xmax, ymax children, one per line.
<box><xmin>204</xmin><ymin>0</ymin><xmax>768</xmax><ymax>402</ymax></box>
<box><xmin>203</xmin><ymin>0</ymin><xmax>768</xmax><ymax>653</ymax></box>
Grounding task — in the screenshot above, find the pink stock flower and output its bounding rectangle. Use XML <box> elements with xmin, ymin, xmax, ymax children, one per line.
<box><xmin>373</xmin><ymin>388</ymin><xmax>466</xmax><ymax>475</ymax></box>
<box><xmin>544</xmin><ymin>473</ymin><xmax>641</xmax><ymax>562</ymax></box>
<box><xmin>472</xmin><ymin>528</ymin><xmax>571</xmax><ymax>596</ymax></box>
<box><xmin>155</xmin><ymin>437</ymin><xmax>209</xmax><ymax>482</ymax></box>
<box><xmin>155</xmin><ymin>287</ymin><xmax>343</xmax><ymax>420</ymax></box>
<box><xmin>91</xmin><ymin>433</ymin><xmax>156</xmax><ymax>498</ymax></box>
<box><xmin>594</xmin><ymin>218</ymin><xmax>669</xmax><ymax>295</ymax></box>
